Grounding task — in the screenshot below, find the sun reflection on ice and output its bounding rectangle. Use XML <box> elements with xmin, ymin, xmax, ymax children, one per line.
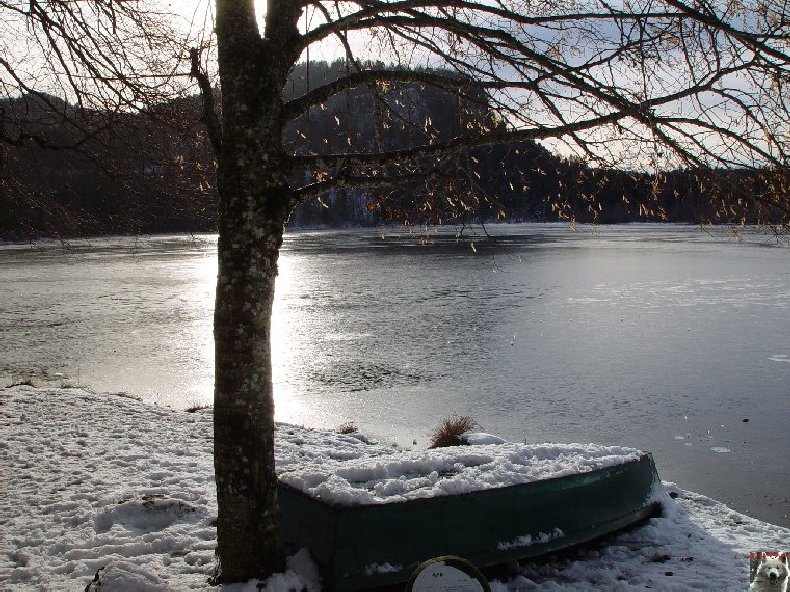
<box><xmin>188</xmin><ymin>237</ymin><xmax>307</xmax><ymax>421</ymax></box>
<box><xmin>271</xmin><ymin>250</ymin><xmax>307</xmax><ymax>424</ymax></box>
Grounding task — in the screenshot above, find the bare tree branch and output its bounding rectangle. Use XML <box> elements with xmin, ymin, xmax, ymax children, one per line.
<box><xmin>189</xmin><ymin>46</ymin><xmax>222</xmax><ymax>155</ymax></box>
<box><xmin>284</xmin><ymin>68</ymin><xmax>487</xmax><ymax>120</ymax></box>
<box><xmin>290</xmin><ymin>109</ymin><xmax>628</xmax><ymax>171</ymax></box>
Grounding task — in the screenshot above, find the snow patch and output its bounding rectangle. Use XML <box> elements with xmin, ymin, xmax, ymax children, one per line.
<box><xmin>93</xmin><ymin>496</ymin><xmax>201</xmax><ymax>533</ymax></box>
<box><xmin>279</xmin><ymin>443</ymin><xmax>643</xmax><ymax>505</ymax></box>
<box><xmin>461</xmin><ymin>432</ymin><xmax>508</xmax><ymax>445</ymax></box>
<box><xmin>497</xmin><ymin>527</ymin><xmax>564</xmax><ymax>550</ymax></box>
<box><xmin>364</xmin><ymin>562</ymin><xmax>402</xmax><ymax>576</ymax></box>
<box><xmin>250</xmin><ymin>548</ymin><xmax>322</xmax><ymax>592</ymax></box>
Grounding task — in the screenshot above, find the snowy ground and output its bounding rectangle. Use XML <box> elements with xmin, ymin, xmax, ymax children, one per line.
<box><xmin>2</xmin><ymin>386</ymin><xmax>788</xmax><ymax>591</ymax></box>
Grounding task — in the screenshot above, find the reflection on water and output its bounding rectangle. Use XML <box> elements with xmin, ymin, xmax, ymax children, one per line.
<box><xmin>1</xmin><ymin>235</ymin><xmax>218</xmax><ymax>406</ymax></box>
<box><xmin>1</xmin><ymin>224</ymin><xmax>788</xmax><ymax>526</ymax></box>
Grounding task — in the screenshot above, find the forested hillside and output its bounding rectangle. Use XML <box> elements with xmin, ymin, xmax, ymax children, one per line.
<box><xmin>1</xmin><ymin>60</ymin><xmax>776</xmax><ymax>240</ymax></box>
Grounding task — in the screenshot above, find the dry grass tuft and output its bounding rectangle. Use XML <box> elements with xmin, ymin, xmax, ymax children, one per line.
<box><xmin>428</xmin><ymin>415</ymin><xmax>478</xmax><ymax>448</ymax></box>
<box><xmin>336</xmin><ymin>421</ymin><xmax>358</xmax><ymax>435</ymax></box>
<box><xmin>184</xmin><ymin>402</ymin><xmax>212</xmax><ymax>413</ymax></box>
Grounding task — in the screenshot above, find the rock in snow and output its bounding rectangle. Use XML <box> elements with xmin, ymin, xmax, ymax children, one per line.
<box><xmin>1</xmin><ymin>386</ymin><xmax>788</xmax><ymax>590</ymax></box>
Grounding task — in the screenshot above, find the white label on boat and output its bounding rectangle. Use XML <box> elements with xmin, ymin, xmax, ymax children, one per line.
<box><xmin>412</xmin><ymin>561</ymin><xmax>485</xmax><ymax>592</ymax></box>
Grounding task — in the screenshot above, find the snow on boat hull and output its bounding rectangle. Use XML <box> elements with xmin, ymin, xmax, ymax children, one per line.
<box><xmin>279</xmin><ymin>453</ymin><xmax>661</xmax><ymax>591</ymax></box>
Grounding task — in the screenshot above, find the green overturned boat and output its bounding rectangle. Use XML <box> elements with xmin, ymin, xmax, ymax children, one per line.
<box><xmin>278</xmin><ymin>447</ymin><xmax>662</xmax><ymax>591</ymax></box>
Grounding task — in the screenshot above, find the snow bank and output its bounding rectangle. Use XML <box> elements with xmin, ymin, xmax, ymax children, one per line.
<box><xmin>0</xmin><ymin>386</ymin><xmax>373</xmax><ymax>590</ymax></box>
<box><xmin>2</xmin><ymin>386</ymin><xmax>788</xmax><ymax>590</ymax></box>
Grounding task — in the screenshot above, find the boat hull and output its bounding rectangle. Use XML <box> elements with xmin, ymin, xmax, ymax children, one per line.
<box><xmin>279</xmin><ymin>452</ymin><xmax>661</xmax><ymax>591</ymax></box>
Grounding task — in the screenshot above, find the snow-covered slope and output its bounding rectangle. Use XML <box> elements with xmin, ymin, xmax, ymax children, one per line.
<box><xmin>1</xmin><ymin>386</ymin><xmax>787</xmax><ymax>590</ymax></box>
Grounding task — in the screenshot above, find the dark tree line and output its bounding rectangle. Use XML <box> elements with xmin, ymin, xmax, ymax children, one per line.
<box><xmin>3</xmin><ymin>60</ymin><xmax>782</xmax><ymax>240</ymax></box>
<box><xmin>1</xmin><ymin>91</ymin><xmax>216</xmax><ymax>239</ymax></box>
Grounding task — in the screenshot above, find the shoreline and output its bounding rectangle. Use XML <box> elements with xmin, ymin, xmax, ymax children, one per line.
<box><xmin>2</xmin><ymin>385</ymin><xmax>789</xmax><ymax>590</ymax></box>
<box><xmin>2</xmin><ymin>220</ymin><xmax>785</xmax><ymax>247</ymax></box>
<box><xmin>3</xmin><ymin>375</ymin><xmax>788</xmax><ymax>529</ymax></box>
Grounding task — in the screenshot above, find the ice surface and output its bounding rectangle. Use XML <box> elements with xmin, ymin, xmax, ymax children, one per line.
<box><xmin>2</xmin><ymin>386</ymin><xmax>788</xmax><ymax>590</ymax></box>
<box><xmin>498</xmin><ymin>528</ymin><xmax>564</xmax><ymax>551</ymax></box>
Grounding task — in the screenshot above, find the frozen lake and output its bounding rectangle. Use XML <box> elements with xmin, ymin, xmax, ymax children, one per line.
<box><xmin>1</xmin><ymin>224</ymin><xmax>788</xmax><ymax>526</ymax></box>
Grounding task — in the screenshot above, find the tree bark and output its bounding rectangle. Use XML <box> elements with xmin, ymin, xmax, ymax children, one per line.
<box><xmin>212</xmin><ymin>0</ymin><xmax>299</xmax><ymax>581</ymax></box>
<box><xmin>213</xmin><ymin>187</ymin><xmax>288</xmax><ymax>582</ymax></box>
<box><xmin>211</xmin><ymin>101</ymin><xmax>292</xmax><ymax>582</ymax></box>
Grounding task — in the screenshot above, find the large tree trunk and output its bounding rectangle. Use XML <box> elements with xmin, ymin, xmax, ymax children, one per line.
<box><xmin>212</xmin><ymin>84</ymin><xmax>292</xmax><ymax>580</ymax></box>
<box><xmin>210</xmin><ymin>0</ymin><xmax>306</xmax><ymax>582</ymax></box>
<box><xmin>213</xmin><ymin>190</ymin><xmax>288</xmax><ymax>582</ymax></box>
<box><xmin>211</xmin><ymin>82</ymin><xmax>293</xmax><ymax>581</ymax></box>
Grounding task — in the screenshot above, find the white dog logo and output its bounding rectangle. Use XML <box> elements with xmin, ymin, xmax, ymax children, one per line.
<box><xmin>751</xmin><ymin>554</ymin><xmax>789</xmax><ymax>592</ymax></box>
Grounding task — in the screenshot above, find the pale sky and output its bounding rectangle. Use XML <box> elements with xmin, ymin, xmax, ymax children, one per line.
<box><xmin>164</xmin><ymin>0</ymin><xmax>355</xmax><ymax>64</ymax></box>
<box><xmin>4</xmin><ymin>0</ymin><xmax>779</xmax><ymax>169</ymax></box>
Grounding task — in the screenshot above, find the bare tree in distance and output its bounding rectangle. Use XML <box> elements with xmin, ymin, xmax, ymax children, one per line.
<box><xmin>3</xmin><ymin>0</ymin><xmax>789</xmax><ymax>583</ymax></box>
<box><xmin>0</xmin><ymin>0</ymin><xmax>216</xmax><ymax>235</ymax></box>
<box><xmin>1</xmin><ymin>1</ymin><xmax>200</xmax><ymax>130</ymax></box>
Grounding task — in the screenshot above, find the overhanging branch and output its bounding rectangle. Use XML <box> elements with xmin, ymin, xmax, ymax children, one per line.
<box><xmin>291</xmin><ymin>169</ymin><xmax>448</xmax><ymax>204</ymax></box>
<box><xmin>189</xmin><ymin>47</ymin><xmax>222</xmax><ymax>156</ymax></box>
<box><xmin>290</xmin><ymin>110</ymin><xmax>628</xmax><ymax>171</ymax></box>
<box><xmin>283</xmin><ymin>69</ymin><xmax>493</xmax><ymax>120</ymax></box>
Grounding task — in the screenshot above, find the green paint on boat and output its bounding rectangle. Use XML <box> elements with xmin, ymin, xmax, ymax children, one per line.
<box><xmin>279</xmin><ymin>453</ymin><xmax>661</xmax><ymax>591</ymax></box>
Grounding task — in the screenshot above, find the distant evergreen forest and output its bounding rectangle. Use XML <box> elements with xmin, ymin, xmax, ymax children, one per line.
<box><xmin>1</xmin><ymin>60</ymin><xmax>774</xmax><ymax>240</ymax></box>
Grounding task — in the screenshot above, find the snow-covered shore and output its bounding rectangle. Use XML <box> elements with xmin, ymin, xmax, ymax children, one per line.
<box><xmin>1</xmin><ymin>386</ymin><xmax>787</xmax><ymax>590</ymax></box>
